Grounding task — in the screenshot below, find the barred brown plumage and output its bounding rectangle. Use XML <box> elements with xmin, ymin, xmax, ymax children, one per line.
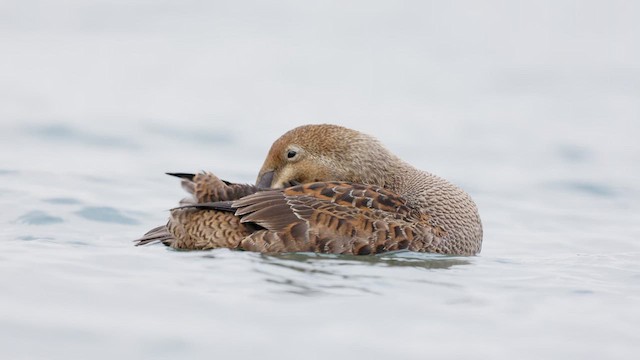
<box><xmin>135</xmin><ymin>124</ymin><xmax>482</xmax><ymax>255</ymax></box>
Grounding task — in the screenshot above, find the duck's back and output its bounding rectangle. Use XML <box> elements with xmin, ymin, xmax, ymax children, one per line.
<box><xmin>389</xmin><ymin>165</ymin><xmax>483</xmax><ymax>255</ymax></box>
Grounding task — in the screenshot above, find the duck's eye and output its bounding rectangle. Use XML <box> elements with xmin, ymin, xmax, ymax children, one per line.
<box><xmin>287</xmin><ymin>150</ymin><xmax>297</xmax><ymax>159</ymax></box>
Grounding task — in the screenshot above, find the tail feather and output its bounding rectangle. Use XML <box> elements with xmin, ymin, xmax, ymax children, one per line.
<box><xmin>166</xmin><ymin>172</ymin><xmax>232</xmax><ymax>185</ymax></box>
<box><xmin>134</xmin><ymin>225</ymin><xmax>175</xmax><ymax>247</ymax></box>
<box><xmin>166</xmin><ymin>172</ymin><xmax>195</xmax><ymax>181</ymax></box>
<box><xmin>166</xmin><ymin>172</ymin><xmax>197</xmax><ymax>197</ymax></box>
<box><xmin>180</xmin><ymin>179</ymin><xmax>196</xmax><ymax>195</ymax></box>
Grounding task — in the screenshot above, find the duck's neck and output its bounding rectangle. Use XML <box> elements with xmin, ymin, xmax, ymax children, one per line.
<box><xmin>382</xmin><ymin>159</ymin><xmax>427</xmax><ymax>199</ymax></box>
<box><xmin>337</xmin><ymin>140</ymin><xmax>435</xmax><ymax>200</ymax></box>
<box><xmin>345</xmin><ymin>148</ymin><xmax>415</xmax><ymax>195</ymax></box>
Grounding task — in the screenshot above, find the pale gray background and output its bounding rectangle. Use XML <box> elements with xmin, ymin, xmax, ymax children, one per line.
<box><xmin>1</xmin><ymin>1</ymin><xmax>639</xmax><ymax>359</ymax></box>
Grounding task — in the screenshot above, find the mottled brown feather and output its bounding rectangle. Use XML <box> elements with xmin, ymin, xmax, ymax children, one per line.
<box><xmin>134</xmin><ymin>172</ymin><xmax>258</xmax><ymax>248</ymax></box>
<box><xmin>177</xmin><ymin>172</ymin><xmax>258</xmax><ymax>204</ymax></box>
<box><xmin>166</xmin><ymin>208</ymin><xmax>252</xmax><ymax>250</ymax></box>
<box><xmin>224</xmin><ymin>182</ymin><xmax>441</xmax><ymax>255</ymax></box>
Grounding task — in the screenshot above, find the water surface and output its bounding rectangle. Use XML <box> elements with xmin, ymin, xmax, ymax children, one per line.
<box><xmin>1</xmin><ymin>1</ymin><xmax>639</xmax><ymax>359</ymax></box>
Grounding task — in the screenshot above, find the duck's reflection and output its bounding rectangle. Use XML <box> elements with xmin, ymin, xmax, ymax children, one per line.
<box><xmin>266</xmin><ymin>251</ymin><xmax>470</xmax><ymax>269</ymax></box>
<box><xmin>247</xmin><ymin>251</ymin><xmax>472</xmax><ymax>296</ymax></box>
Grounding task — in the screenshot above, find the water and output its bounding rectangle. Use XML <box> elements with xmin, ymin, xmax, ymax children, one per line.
<box><xmin>1</xmin><ymin>1</ymin><xmax>640</xmax><ymax>359</ymax></box>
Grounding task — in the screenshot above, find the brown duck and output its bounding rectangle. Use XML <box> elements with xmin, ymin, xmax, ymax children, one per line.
<box><xmin>136</xmin><ymin>124</ymin><xmax>483</xmax><ymax>255</ymax></box>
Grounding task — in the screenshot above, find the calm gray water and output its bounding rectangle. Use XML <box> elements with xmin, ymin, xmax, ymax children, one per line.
<box><xmin>1</xmin><ymin>1</ymin><xmax>640</xmax><ymax>359</ymax></box>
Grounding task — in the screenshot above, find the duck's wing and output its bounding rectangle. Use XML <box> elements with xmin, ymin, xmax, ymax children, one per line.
<box><xmin>167</xmin><ymin>172</ymin><xmax>258</xmax><ymax>204</ymax></box>
<box><xmin>230</xmin><ymin>182</ymin><xmax>437</xmax><ymax>254</ymax></box>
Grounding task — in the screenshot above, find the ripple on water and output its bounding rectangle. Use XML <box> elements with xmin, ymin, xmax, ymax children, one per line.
<box><xmin>268</xmin><ymin>251</ymin><xmax>471</xmax><ymax>270</ymax></box>
<box><xmin>16</xmin><ymin>211</ymin><xmax>64</xmax><ymax>225</ymax></box>
<box><xmin>144</xmin><ymin>124</ymin><xmax>234</xmax><ymax>145</ymax></box>
<box><xmin>545</xmin><ymin>180</ymin><xmax>617</xmax><ymax>197</ymax></box>
<box><xmin>43</xmin><ymin>197</ymin><xmax>83</xmax><ymax>205</ymax></box>
<box><xmin>16</xmin><ymin>235</ymin><xmax>55</xmax><ymax>241</ymax></box>
<box><xmin>26</xmin><ymin>124</ymin><xmax>137</xmax><ymax>148</ymax></box>
<box><xmin>239</xmin><ymin>252</ymin><xmax>471</xmax><ymax>296</ymax></box>
<box><xmin>555</xmin><ymin>145</ymin><xmax>593</xmax><ymax>163</ymax></box>
<box><xmin>0</xmin><ymin>169</ymin><xmax>19</xmax><ymax>176</ymax></box>
<box><xmin>75</xmin><ymin>206</ymin><xmax>139</xmax><ymax>225</ymax></box>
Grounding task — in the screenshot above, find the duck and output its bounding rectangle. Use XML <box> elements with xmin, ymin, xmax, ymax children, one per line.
<box><xmin>135</xmin><ymin>124</ymin><xmax>483</xmax><ymax>255</ymax></box>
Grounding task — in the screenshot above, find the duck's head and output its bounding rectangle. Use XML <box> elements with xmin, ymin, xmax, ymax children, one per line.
<box><xmin>256</xmin><ymin>124</ymin><xmax>396</xmax><ymax>189</ymax></box>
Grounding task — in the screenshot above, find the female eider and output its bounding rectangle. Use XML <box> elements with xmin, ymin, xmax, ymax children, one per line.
<box><xmin>136</xmin><ymin>124</ymin><xmax>482</xmax><ymax>255</ymax></box>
